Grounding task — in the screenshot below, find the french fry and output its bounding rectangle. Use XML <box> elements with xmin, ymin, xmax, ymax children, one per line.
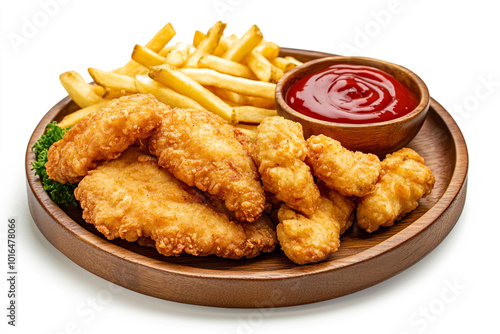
<box><xmin>112</xmin><ymin>60</ymin><xmax>144</xmax><ymax>77</ymax></box>
<box><xmin>144</xmin><ymin>22</ymin><xmax>176</xmax><ymax>53</ymax></box>
<box><xmin>158</xmin><ymin>45</ymin><xmax>176</xmax><ymax>57</ymax></box>
<box><xmin>59</xmin><ymin>71</ymin><xmax>106</xmax><ymax>108</ymax></box>
<box><xmin>101</xmin><ymin>89</ymin><xmax>134</xmax><ymax>99</ymax></box>
<box><xmin>213</xmin><ymin>34</ymin><xmax>238</xmax><ymax>57</ymax></box>
<box><xmin>91</xmin><ymin>84</ymin><xmax>106</xmax><ymax>97</ymax></box>
<box><xmin>114</xmin><ymin>23</ymin><xmax>176</xmax><ymax>76</ymax></box>
<box><xmin>254</xmin><ymin>41</ymin><xmax>280</xmax><ymax>60</ymax></box>
<box><xmin>149</xmin><ymin>64</ymin><xmax>236</xmax><ymax>123</ymax></box>
<box><xmin>184</xmin><ymin>21</ymin><xmax>226</xmax><ymax>68</ymax></box>
<box><xmin>272</xmin><ymin>57</ymin><xmax>288</xmax><ymax>71</ymax></box>
<box><xmin>57</xmin><ymin>101</ymin><xmax>108</xmax><ymax>128</ymax></box>
<box><xmin>244</xmin><ymin>50</ymin><xmax>283</xmax><ymax>83</ymax></box>
<box><xmin>180</xmin><ymin>68</ymin><xmax>275</xmax><ymax>99</ymax></box>
<box><xmin>284</xmin><ymin>56</ymin><xmax>303</xmax><ymax>67</ymax></box>
<box><xmin>134</xmin><ymin>75</ymin><xmax>206</xmax><ymax>111</ymax></box>
<box><xmin>222</xmin><ymin>25</ymin><xmax>263</xmax><ymax>62</ymax></box>
<box><xmin>272</xmin><ymin>56</ymin><xmax>302</xmax><ymax>72</ymax></box>
<box><xmin>165</xmin><ymin>42</ymin><xmax>192</xmax><ymax>67</ymax></box>
<box><xmin>213</xmin><ymin>88</ymin><xmax>275</xmax><ymax>109</ymax></box>
<box><xmin>220</xmin><ymin>34</ymin><xmax>238</xmax><ymax>49</ymax></box>
<box><xmin>234</xmin><ymin>106</ymin><xmax>277</xmax><ymax>123</ymax></box>
<box><xmin>234</xmin><ymin>124</ymin><xmax>258</xmax><ymax>142</ymax></box>
<box><xmin>131</xmin><ymin>44</ymin><xmax>166</xmax><ymax>68</ymax></box>
<box><xmin>192</xmin><ymin>30</ymin><xmax>205</xmax><ymax>47</ymax></box>
<box><xmin>88</xmin><ymin>68</ymin><xmax>138</xmax><ymax>94</ymax></box>
<box><xmin>198</xmin><ymin>54</ymin><xmax>256</xmax><ymax>79</ymax></box>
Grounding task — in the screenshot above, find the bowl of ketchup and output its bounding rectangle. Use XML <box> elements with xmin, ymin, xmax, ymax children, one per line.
<box><xmin>275</xmin><ymin>56</ymin><xmax>430</xmax><ymax>157</ymax></box>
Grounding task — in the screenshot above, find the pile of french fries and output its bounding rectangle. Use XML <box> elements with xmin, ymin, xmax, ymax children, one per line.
<box><xmin>57</xmin><ymin>21</ymin><xmax>303</xmax><ymax>140</ymax></box>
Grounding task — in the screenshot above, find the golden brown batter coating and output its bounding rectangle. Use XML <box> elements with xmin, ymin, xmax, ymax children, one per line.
<box><xmin>356</xmin><ymin>148</ymin><xmax>435</xmax><ymax>233</ymax></box>
<box><xmin>276</xmin><ymin>188</ymin><xmax>355</xmax><ymax>265</ymax></box>
<box><xmin>148</xmin><ymin>108</ymin><xmax>265</xmax><ymax>222</ymax></box>
<box><xmin>255</xmin><ymin>117</ymin><xmax>321</xmax><ymax>216</ymax></box>
<box><xmin>74</xmin><ymin>147</ymin><xmax>276</xmax><ymax>259</ymax></box>
<box><xmin>306</xmin><ymin>134</ymin><xmax>381</xmax><ymax>197</ymax></box>
<box><xmin>46</xmin><ymin>94</ymin><xmax>167</xmax><ymax>184</ymax></box>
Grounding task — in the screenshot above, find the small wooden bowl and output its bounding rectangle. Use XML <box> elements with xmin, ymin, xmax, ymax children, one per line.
<box><xmin>275</xmin><ymin>56</ymin><xmax>430</xmax><ymax>157</ymax></box>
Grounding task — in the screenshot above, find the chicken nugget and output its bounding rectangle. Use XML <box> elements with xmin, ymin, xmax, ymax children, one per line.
<box><xmin>46</xmin><ymin>94</ymin><xmax>167</xmax><ymax>183</ymax></box>
<box><xmin>276</xmin><ymin>188</ymin><xmax>355</xmax><ymax>265</ymax></box>
<box><xmin>356</xmin><ymin>148</ymin><xmax>435</xmax><ymax>233</ymax></box>
<box><xmin>74</xmin><ymin>147</ymin><xmax>277</xmax><ymax>259</ymax></box>
<box><xmin>306</xmin><ymin>134</ymin><xmax>381</xmax><ymax>197</ymax></box>
<box><xmin>255</xmin><ymin>117</ymin><xmax>321</xmax><ymax>216</ymax></box>
<box><xmin>320</xmin><ymin>184</ymin><xmax>357</xmax><ymax>235</ymax></box>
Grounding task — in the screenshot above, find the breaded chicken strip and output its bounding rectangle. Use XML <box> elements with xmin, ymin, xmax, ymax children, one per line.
<box><xmin>148</xmin><ymin>108</ymin><xmax>265</xmax><ymax>223</ymax></box>
<box><xmin>74</xmin><ymin>147</ymin><xmax>277</xmax><ymax>259</ymax></box>
<box><xmin>306</xmin><ymin>134</ymin><xmax>381</xmax><ymax>197</ymax></box>
<box><xmin>255</xmin><ymin>117</ymin><xmax>320</xmax><ymax>216</ymax></box>
<box><xmin>46</xmin><ymin>94</ymin><xmax>167</xmax><ymax>183</ymax></box>
<box><xmin>356</xmin><ymin>148</ymin><xmax>435</xmax><ymax>233</ymax></box>
<box><xmin>276</xmin><ymin>188</ymin><xmax>355</xmax><ymax>265</ymax></box>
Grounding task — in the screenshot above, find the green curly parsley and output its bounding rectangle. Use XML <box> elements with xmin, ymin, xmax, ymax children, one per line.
<box><xmin>31</xmin><ymin>122</ymin><xmax>78</xmax><ymax>207</ymax></box>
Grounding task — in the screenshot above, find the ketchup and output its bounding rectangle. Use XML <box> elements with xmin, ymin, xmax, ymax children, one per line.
<box><xmin>286</xmin><ymin>64</ymin><xmax>418</xmax><ymax>124</ymax></box>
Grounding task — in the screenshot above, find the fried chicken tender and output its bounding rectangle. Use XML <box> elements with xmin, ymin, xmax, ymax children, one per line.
<box><xmin>306</xmin><ymin>134</ymin><xmax>381</xmax><ymax>197</ymax></box>
<box><xmin>46</xmin><ymin>94</ymin><xmax>167</xmax><ymax>184</ymax></box>
<box><xmin>148</xmin><ymin>108</ymin><xmax>265</xmax><ymax>223</ymax></box>
<box><xmin>255</xmin><ymin>117</ymin><xmax>321</xmax><ymax>216</ymax></box>
<box><xmin>356</xmin><ymin>148</ymin><xmax>435</xmax><ymax>233</ymax></box>
<box><xmin>74</xmin><ymin>147</ymin><xmax>277</xmax><ymax>259</ymax></box>
<box><xmin>276</xmin><ymin>188</ymin><xmax>355</xmax><ymax>265</ymax></box>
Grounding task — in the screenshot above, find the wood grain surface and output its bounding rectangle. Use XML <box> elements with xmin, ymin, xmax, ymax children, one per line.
<box><xmin>25</xmin><ymin>48</ymin><xmax>468</xmax><ymax>308</ymax></box>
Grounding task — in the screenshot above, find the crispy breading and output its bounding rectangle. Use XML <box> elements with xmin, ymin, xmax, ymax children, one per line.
<box><xmin>356</xmin><ymin>148</ymin><xmax>435</xmax><ymax>233</ymax></box>
<box><xmin>232</xmin><ymin>126</ymin><xmax>257</xmax><ymax>164</ymax></box>
<box><xmin>255</xmin><ymin>117</ymin><xmax>320</xmax><ymax>216</ymax></box>
<box><xmin>46</xmin><ymin>94</ymin><xmax>167</xmax><ymax>183</ymax></box>
<box><xmin>306</xmin><ymin>134</ymin><xmax>381</xmax><ymax>197</ymax></box>
<box><xmin>320</xmin><ymin>184</ymin><xmax>357</xmax><ymax>235</ymax></box>
<box><xmin>148</xmin><ymin>108</ymin><xmax>265</xmax><ymax>222</ymax></box>
<box><xmin>74</xmin><ymin>147</ymin><xmax>277</xmax><ymax>259</ymax></box>
<box><xmin>276</xmin><ymin>188</ymin><xmax>355</xmax><ymax>265</ymax></box>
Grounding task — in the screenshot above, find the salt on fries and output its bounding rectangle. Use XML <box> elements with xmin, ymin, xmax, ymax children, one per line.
<box><xmin>57</xmin><ymin>21</ymin><xmax>303</xmax><ymax>135</ymax></box>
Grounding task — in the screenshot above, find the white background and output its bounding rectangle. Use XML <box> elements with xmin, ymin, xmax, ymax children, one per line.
<box><xmin>1</xmin><ymin>0</ymin><xmax>498</xmax><ymax>333</ymax></box>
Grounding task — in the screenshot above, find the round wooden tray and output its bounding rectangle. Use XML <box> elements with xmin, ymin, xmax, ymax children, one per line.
<box><xmin>25</xmin><ymin>48</ymin><xmax>468</xmax><ymax>308</ymax></box>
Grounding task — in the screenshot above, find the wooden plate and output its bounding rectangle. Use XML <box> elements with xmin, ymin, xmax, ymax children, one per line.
<box><xmin>25</xmin><ymin>48</ymin><xmax>468</xmax><ymax>308</ymax></box>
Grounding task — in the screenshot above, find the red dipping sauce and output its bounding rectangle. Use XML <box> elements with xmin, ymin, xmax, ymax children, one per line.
<box><xmin>286</xmin><ymin>64</ymin><xmax>419</xmax><ymax>124</ymax></box>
